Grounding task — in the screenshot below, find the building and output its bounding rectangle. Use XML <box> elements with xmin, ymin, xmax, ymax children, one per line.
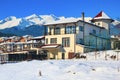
<box><xmin>111</xmin><ymin>35</ymin><xmax>120</xmax><ymax>49</ymax></box>
<box><xmin>0</xmin><ymin>35</ymin><xmax>45</xmax><ymax>61</ymax></box>
<box><xmin>110</xmin><ymin>21</ymin><xmax>120</xmax><ymax>50</ymax></box>
<box><xmin>43</xmin><ymin>11</ymin><xmax>114</xmax><ymax>59</ymax></box>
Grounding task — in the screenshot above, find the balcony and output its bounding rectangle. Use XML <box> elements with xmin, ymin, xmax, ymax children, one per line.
<box><xmin>46</xmin><ymin>30</ymin><xmax>79</xmax><ymax>36</ymax></box>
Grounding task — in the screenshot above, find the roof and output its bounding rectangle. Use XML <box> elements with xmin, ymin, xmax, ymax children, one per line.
<box><xmin>44</xmin><ymin>17</ymin><xmax>92</xmax><ymax>26</ymax></box>
<box><xmin>92</xmin><ymin>11</ymin><xmax>114</xmax><ymax>22</ymax></box>
<box><xmin>31</xmin><ymin>36</ymin><xmax>45</xmax><ymax>40</ymax></box>
<box><xmin>44</xmin><ymin>17</ymin><xmax>104</xmax><ymax>29</ymax></box>
<box><xmin>112</xmin><ymin>20</ymin><xmax>120</xmax><ymax>26</ymax></box>
<box><xmin>23</xmin><ymin>35</ymin><xmax>33</xmax><ymax>38</ymax></box>
<box><xmin>41</xmin><ymin>44</ymin><xmax>61</xmax><ymax>49</ymax></box>
<box><xmin>0</xmin><ymin>42</ymin><xmax>15</xmax><ymax>45</ymax></box>
<box><xmin>114</xmin><ymin>23</ymin><xmax>120</xmax><ymax>28</ymax></box>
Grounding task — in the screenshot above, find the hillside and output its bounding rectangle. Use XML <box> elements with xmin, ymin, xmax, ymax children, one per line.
<box><xmin>0</xmin><ymin>14</ymin><xmax>58</xmax><ymax>36</ymax></box>
<box><xmin>0</xmin><ymin>25</ymin><xmax>44</xmax><ymax>37</ymax></box>
<box><xmin>0</xmin><ymin>32</ymin><xmax>15</xmax><ymax>37</ymax></box>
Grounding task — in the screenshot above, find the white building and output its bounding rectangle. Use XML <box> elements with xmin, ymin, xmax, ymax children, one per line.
<box><xmin>43</xmin><ymin>11</ymin><xmax>114</xmax><ymax>59</ymax></box>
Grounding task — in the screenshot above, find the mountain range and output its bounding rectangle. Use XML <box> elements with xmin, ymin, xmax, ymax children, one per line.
<box><xmin>0</xmin><ymin>14</ymin><xmax>60</xmax><ymax>36</ymax></box>
<box><xmin>0</xmin><ymin>14</ymin><xmax>120</xmax><ymax>37</ymax></box>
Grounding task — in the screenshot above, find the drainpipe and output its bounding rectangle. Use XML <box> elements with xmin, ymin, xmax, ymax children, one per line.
<box><xmin>82</xmin><ymin>12</ymin><xmax>85</xmax><ymax>53</ymax></box>
<box><xmin>74</xmin><ymin>23</ymin><xmax>77</xmax><ymax>55</ymax></box>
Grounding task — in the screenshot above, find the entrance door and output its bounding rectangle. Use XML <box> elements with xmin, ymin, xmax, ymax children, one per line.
<box><xmin>68</xmin><ymin>52</ymin><xmax>74</xmax><ymax>59</ymax></box>
<box><xmin>62</xmin><ymin>53</ymin><xmax>65</xmax><ymax>59</ymax></box>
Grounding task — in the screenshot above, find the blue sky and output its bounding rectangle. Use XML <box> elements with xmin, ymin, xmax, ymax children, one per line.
<box><xmin>0</xmin><ymin>0</ymin><xmax>119</xmax><ymax>20</ymax></box>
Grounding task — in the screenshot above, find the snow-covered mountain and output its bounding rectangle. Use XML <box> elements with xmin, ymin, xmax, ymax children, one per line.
<box><xmin>0</xmin><ymin>14</ymin><xmax>59</xmax><ymax>30</ymax></box>
<box><xmin>110</xmin><ymin>20</ymin><xmax>120</xmax><ymax>35</ymax></box>
<box><xmin>0</xmin><ymin>14</ymin><xmax>120</xmax><ymax>36</ymax></box>
<box><xmin>0</xmin><ymin>14</ymin><xmax>61</xmax><ymax>36</ymax></box>
<box><xmin>0</xmin><ymin>14</ymin><xmax>92</xmax><ymax>36</ymax></box>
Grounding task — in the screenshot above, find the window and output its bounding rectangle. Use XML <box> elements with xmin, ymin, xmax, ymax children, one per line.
<box><xmin>54</xmin><ymin>27</ymin><xmax>60</xmax><ymax>35</ymax></box>
<box><xmin>93</xmin><ymin>29</ymin><xmax>96</xmax><ymax>34</ymax></box>
<box><xmin>98</xmin><ymin>23</ymin><xmax>100</xmax><ymax>25</ymax></box>
<box><xmin>46</xmin><ymin>38</ymin><xmax>48</xmax><ymax>44</ymax></box>
<box><xmin>50</xmin><ymin>38</ymin><xmax>57</xmax><ymax>44</ymax></box>
<box><xmin>62</xmin><ymin>37</ymin><xmax>70</xmax><ymax>47</ymax></box>
<box><xmin>49</xmin><ymin>28</ymin><xmax>52</xmax><ymax>35</ymax></box>
<box><xmin>79</xmin><ymin>39</ymin><xmax>84</xmax><ymax>44</ymax></box>
<box><xmin>65</xmin><ymin>26</ymin><xmax>76</xmax><ymax>34</ymax></box>
<box><xmin>79</xmin><ymin>26</ymin><xmax>83</xmax><ymax>31</ymax></box>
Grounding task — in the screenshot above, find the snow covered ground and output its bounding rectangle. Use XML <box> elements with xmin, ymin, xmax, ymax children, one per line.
<box><xmin>0</xmin><ymin>50</ymin><xmax>120</xmax><ymax>80</ymax></box>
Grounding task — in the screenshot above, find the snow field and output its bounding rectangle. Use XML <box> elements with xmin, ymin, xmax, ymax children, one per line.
<box><xmin>0</xmin><ymin>60</ymin><xmax>120</xmax><ymax>80</ymax></box>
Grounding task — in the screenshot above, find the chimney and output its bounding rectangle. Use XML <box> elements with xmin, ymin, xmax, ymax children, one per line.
<box><xmin>82</xmin><ymin>12</ymin><xmax>85</xmax><ymax>21</ymax></box>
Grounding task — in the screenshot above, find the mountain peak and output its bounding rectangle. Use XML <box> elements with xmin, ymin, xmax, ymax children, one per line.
<box><xmin>5</xmin><ymin>16</ymin><xmax>17</xmax><ymax>21</ymax></box>
<box><xmin>25</xmin><ymin>14</ymin><xmax>39</xmax><ymax>20</ymax></box>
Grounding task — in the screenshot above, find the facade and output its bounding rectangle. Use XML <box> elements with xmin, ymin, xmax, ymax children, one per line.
<box><xmin>43</xmin><ymin>11</ymin><xmax>114</xmax><ymax>59</ymax></box>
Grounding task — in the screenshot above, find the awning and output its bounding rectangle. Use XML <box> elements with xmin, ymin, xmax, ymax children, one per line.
<box><xmin>41</xmin><ymin>44</ymin><xmax>61</xmax><ymax>49</ymax></box>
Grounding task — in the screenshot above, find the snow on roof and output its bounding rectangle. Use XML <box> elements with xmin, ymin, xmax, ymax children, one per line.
<box><xmin>114</xmin><ymin>23</ymin><xmax>120</xmax><ymax>28</ymax></box>
<box><xmin>9</xmin><ymin>36</ymin><xmax>18</xmax><ymax>39</ymax></box>
<box><xmin>44</xmin><ymin>17</ymin><xmax>78</xmax><ymax>25</ymax></box>
<box><xmin>23</xmin><ymin>35</ymin><xmax>33</xmax><ymax>38</ymax></box>
<box><xmin>93</xmin><ymin>11</ymin><xmax>112</xmax><ymax>20</ymax></box>
<box><xmin>44</xmin><ymin>17</ymin><xmax>92</xmax><ymax>25</ymax></box>
<box><xmin>15</xmin><ymin>42</ymin><xmax>26</xmax><ymax>44</ymax></box>
<box><xmin>112</xmin><ymin>20</ymin><xmax>120</xmax><ymax>26</ymax></box>
<box><xmin>41</xmin><ymin>44</ymin><xmax>60</xmax><ymax>49</ymax></box>
<box><xmin>0</xmin><ymin>37</ymin><xmax>9</xmax><ymax>40</ymax></box>
<box><xmin>0</xmin><ymin>42</ymin><xmax>15</xmax><ymax>45</ymax></box>
<box><xmin>27</xmin><ymin>40</ymin><xmax>38</xmax><ymax>43</ymax></box>
<box><xmin>32</xmin><ymin>36</ymin><xmax>45</xmax><ymax>40</ymax></box>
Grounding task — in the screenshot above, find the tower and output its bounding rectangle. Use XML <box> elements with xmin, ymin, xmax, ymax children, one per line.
<box><xmin>91</xmin><ymin>11</ymin><xmax>114</xmax><ymax>50</ymax></box>
<box><xmin>91</xmin><ymin>11</ymin><xmax>114</xmax><ymax>31</ymax></box>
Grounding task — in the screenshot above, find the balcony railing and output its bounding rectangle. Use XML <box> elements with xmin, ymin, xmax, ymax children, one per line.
<box><xmin>46</xmin><ymin>30</ymin><xmax>80</xmax><ymax>35</ymax></box>
<box><xmin>89</xmin><ymin>32</ymin><xmax>110</xmax><ymax>40</ymax></box>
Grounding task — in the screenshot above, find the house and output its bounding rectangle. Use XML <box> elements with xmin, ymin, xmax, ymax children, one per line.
<box><xmin>43</xmin><ymin>11</ymin><xmax>114</xmax><ymax>59</ymax></box>
<box><xmin>111</xmin><ymin>35</ymin><xmax>120</xmax><ymax>49</ymax></box>
<box><xmin>0</xmin><ymin>35</ymin><xmax>45</xmax><ymax>61</ymax></box>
